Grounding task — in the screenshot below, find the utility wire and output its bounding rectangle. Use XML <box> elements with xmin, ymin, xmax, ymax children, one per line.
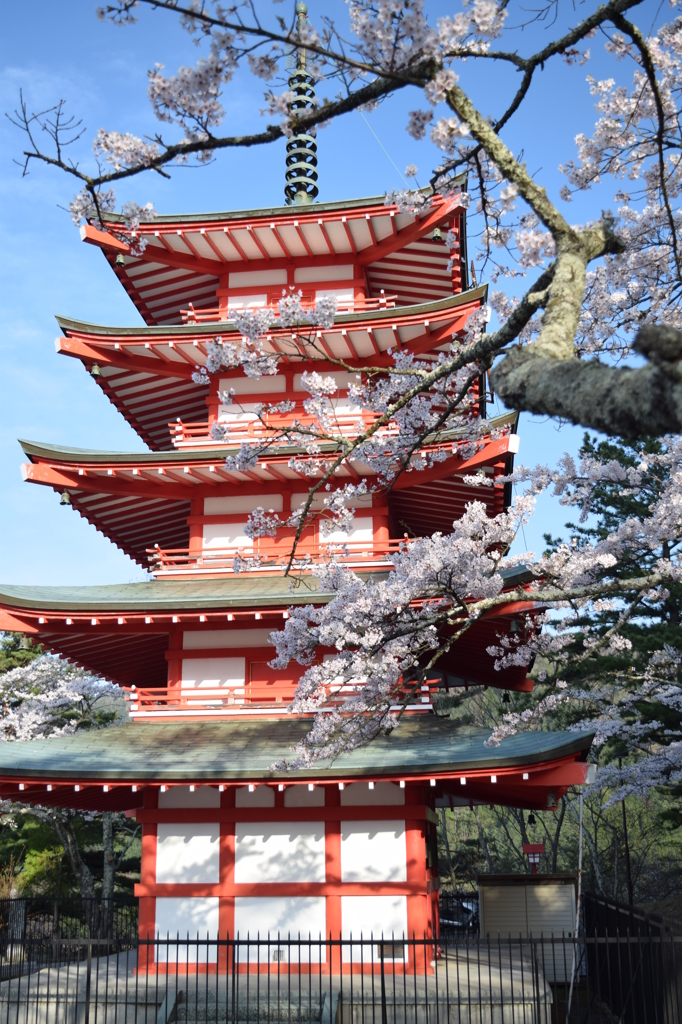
<box><xmin>359</xmin><ymin>111</ymin><xmax>419</xmax><ymax>188</ymax></box>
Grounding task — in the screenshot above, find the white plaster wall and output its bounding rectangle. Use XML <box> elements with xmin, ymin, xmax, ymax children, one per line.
<box><xmin>229</xmin><ymin>269</ymin><xmax>287</xmax><ymax>288</ymax></box>
<box><xmin>181</xmin><ymin>657</ymin><xmax>245</xmax><ymax>690</ymax></box>
<box><xmin>234</xmin><ymin>897</ymin><xmax>326</xmax><ymax>961</ymax></box>
<box><xmin>340</xmin><ymin>822</ymin><xmax>406</xmax><ymax>882</ymax></box>
<box><xmin>283</xmin><ymin>786</ymin><xmax>325</xmax><ymax>807</ymax></box>
<box><xmin>340</xmin><ymin>782</ymin><xmax>405</xmax><ymax>806</ymax></box>
<box><xmin>158</xmin><ymin>786</ymin><xmax>221</xmax><ymax>809</ymax></box>
<box><xmin>218</xmin><ymin>377</ymin><xmax>286</xmax><ymax>397</ymax></box>
<box><xmin>216</xmin><ymin>404</ymin><xmax>259</xmax><ymax>425</ymax></box>
<box><xmin>224</xmin><ymin>295</ymin><xmax>267</xmax><ymax>310</ymax></box>
<box><xmin>183</xmin><ymin>629</ymin><xmax>273</xmax><ymax>649</ymax></box>
<box><xmin>293</xmin><ymin>370</ymin><xmax>358</xmax><ymax>394</ymax></box>
<box><xmin>155</xmin><ymin>897</ymin><xmax>220</xmax><ymax>962</ymax></box>
<box><xmin>204</xmin><ymin>494</ymin><xmax>284</xmax><ymax>515</ymax></box>
<box><xmin>235</xmin><ymin>822</ymin><xmax>325</xmax><ymax>883</ymax></box>
<box><xmin>294</xmin><ymin>265</ymin><xmax>353</xmax><ymax>284</ymax></box>
<box><xmin>235</xmin><ymin>785</ymin><xmax>275</xmax><ymax>808</ymax></box>
<box><xmin>156</xmin><ymin>823</ymin><xmax>220</xmax><ymax>883</ymax></box>
<box><xmin>314</xmin><ymin>288</ymin><xmax>354</xmax><ymax>304</ymax></box>
<box><xmin>321</xmin><ymin>517</ymin><xmax>374</xmax><ymax>545</ymax></box>
<box><xmin>202</xmin><ymin>524</ymin><xmax>253</xmax><ymax>550</ymax></box>
<box><xmin>341</xmin><ymin>895</ymin><xmax>408</xmax><ymax>961</ymax></box>
<box><xmin>292</xmin><ymin>490</ymin><xmax>372</xmax><ymax>510</ymax></box>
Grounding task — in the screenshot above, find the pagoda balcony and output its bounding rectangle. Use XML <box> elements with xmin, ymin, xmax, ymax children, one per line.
<box><xmin>180</xmin><ymin>293</ymin><xmax>398</xmax><ymax>324</ymax></box>
<box><xmin>148</xmin><ymin>536</ymin><xmax>413</xmax><ymax>577</ymax></box>
<box><xmin>123</xmin><ymin>677</ymin><xmax>441</xmax><ymax>720</ymax></box>
<box><xmin>168</xmin><ymin>409</ymin><xmax>400</xmax><ymax>448</ymax></box>
<box><xmin>167</xmin><ymin>402</ymin><xmax>493</xmax><ymax>449</ymax></box>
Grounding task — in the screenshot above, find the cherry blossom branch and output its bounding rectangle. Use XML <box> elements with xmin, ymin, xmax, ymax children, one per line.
<box><xmin>431</xmin><ymin>0</ymin><xmax>644</xmax><ymax>184</ymax></box>
<box><xmin>261</xmin><ymin>305</ymin><xmax>547</xmax><ymax>573</ymax></box>
<box><xmin>490</xmin><ymin>323</ymin><xmax>682</xmax><ymax>436</ymax></box>
<box><xmin>442</xmin><ymin>81</ymin><xmax>679</xmax><ymax>432</ymax></box>
<box><xmin>12</xmin><ymin>69</ymin><xmax>418</xmax><ymax>199</ymax></box>
<box><xmin>11</xmin><ymin>0</ymin><xmax>646</xmax><ymax>212</ymax></box>
<box><xmin>610</xmin><ymin>12</ymin><xmax>682</xmax><ymax>283</ymax></box>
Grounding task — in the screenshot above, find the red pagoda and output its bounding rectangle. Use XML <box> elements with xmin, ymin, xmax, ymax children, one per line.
<box><xmin>0</xmin><ymin>22</ymin><xmax>593</xmax><ymax>967</ymax></box>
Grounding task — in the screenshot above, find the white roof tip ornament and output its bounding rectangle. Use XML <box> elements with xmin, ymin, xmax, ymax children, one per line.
<box><xmin>285</xmin><ymin>1</ymin><xmax>319</xmax><ymax>206</ymax></box>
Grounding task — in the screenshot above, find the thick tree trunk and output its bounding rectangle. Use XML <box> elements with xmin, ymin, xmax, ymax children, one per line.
<box><xmin>491</xmin><ymin>325</ymin><xmax>682</xmax><ymax>439</ymax></box>
<box><xmin>473</xmin><ymin>807</ymin><xmax>494</xmax><ymax>873</ymax></box>
<box><xmin>101</xmin><ymin>812</ymin><xmax>116</xmax><ymax>939</ymax></box>
<box><xmin>23</xmin><ymin>808</ymin><xmax>102</xmax><ymax>936</ymax></box>
<box><xmin>550</xmin><ymin>798</ymin><xmax>567</xmax><ymax>872</ymax></box>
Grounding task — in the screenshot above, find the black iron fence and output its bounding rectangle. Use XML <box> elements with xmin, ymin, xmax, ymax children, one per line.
<box><xmin>0</xmin><ymin>894</ymin><xmax>680</xmax><ymax>1023</ymax></box>
<box><xmin>583</xmin><ymin>892</ymin><xmax>682</xmax><ymax>1024</ymax></box>
<box><xmin>0</xmin><ymin>932</ymin><xmax>680</xmax><ymax>1024</ymax></box>
<box><xmin>0</xmin><ymin>897</ymin><xmax>138</xmax><ymax>950</ymax></box>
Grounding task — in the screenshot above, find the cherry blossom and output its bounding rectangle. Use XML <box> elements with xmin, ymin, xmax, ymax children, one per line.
<box><xmin>0</xmin><ymin>656</ymin><xmax>122</xmax><ymax>743</ymax></box>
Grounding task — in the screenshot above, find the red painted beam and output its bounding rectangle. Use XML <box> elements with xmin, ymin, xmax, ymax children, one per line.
<box><xmin>390</xmin><ymin>436</ymin><xmax>517</xmax><ymax>491</ymax></box>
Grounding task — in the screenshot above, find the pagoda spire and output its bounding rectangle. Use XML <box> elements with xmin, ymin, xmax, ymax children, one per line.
<box><xmin>284</xmin><ymin>2</ymin><xmax>319</xmax><ymax>206</ymax></box>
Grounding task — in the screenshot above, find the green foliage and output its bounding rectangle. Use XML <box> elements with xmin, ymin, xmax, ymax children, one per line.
<box><xmin>433</xmin><ymin>434</ymin><xmax>682</xmax><ymax>924</ymax></box>
<box><xmin>526</xmin><ymin>435</ymin><xmax>682</xmax><ymax>800</ymax></box>
<box><xmin>0</xmin><ymin>811</ymin><xmax>140</xmax><ymax>897</ymax></box>
<box><xmin>542</xmin><ymin>436</ymin><xmax>682</xmax><ymax>733</ymax></box>
<box><xmin>0</xmin><ymin>633</ymin><xmax>42</xmax><ymax>675</ymax></box>
<box><xmin>437</xmin><ymin>788</ymin><xmax>681</xmax><ymax>913</ymax></box>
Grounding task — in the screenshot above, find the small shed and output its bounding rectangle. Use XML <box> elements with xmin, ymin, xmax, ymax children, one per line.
<box><xmin>478</xmin><ymin>873</ymin><xmax>577</xmax><ymax>981</ymax></box>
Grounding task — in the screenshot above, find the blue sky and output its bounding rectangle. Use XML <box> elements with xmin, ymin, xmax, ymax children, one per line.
<box><xmin>0</xmin><ymin>1</ymin><xmax>657</xmax><ymax>587</ymax></box>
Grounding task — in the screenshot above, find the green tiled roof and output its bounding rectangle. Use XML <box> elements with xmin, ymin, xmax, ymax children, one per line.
<box><xmin>55</xmin><ymin>284</ymin><xmax>487</xmax><ymax>339</ymax></box>
<box><xmin>0</xmin><ymin>564</ymin><xmax>533</xmax><ymax>614</ymax></box>
<box><xmin>0</xmin><ymin>718</ymin><xmax>592</xmax><ymax>782</ymax></box>
<box><xmin>96</xmin><ymin>179</ymin><xmax>467</xmax><ymax>228</ymax></box>
<box><xmin>19</xmin><ymin>409</ymin><xmax>516</xmax><ymax>467</ymax></box>
<box><xmin>0</xmin><ymin>575</ymin><xmax>359</xmax><ymax>612</ymax></box>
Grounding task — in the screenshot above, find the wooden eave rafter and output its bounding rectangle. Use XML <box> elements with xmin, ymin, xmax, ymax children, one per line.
<box><xmin>0</xmin><ymin>593</ymin><xmax>530</xmax><ymax>634</ymax></box>
<box><xmin>0</xmin><ymin>746</ymin><xmax>591</xmax><ymax>817</ymax></box>
<box><xmin>0</xmin><ymin>609</ymin><xmax>288</xmax><ymax>634</ymax></box>
<box><xmin>55</xmin><ymin>288</ymin><xmax>486</xmax><ymax>381</ymax></box>
<box><xmin>19</xmin><ymin>434</ymin><xmax>516</xmax><ymax>503</ymax></box>
<box><xmin>100</xmin><ymin>189</ymin><xmax>461</xmax><ymax>236</ymax></box>
<box><xmin>81</xmin><ymin>194</ymin><xmax>464</xmax><ymax>280</ymax></box>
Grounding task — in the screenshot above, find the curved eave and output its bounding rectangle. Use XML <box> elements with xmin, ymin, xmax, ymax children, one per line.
<box><xmin>55</xmin><ymin>286</ymin><xmax>488</xmax><ymax>341</ymax></box>
<box><xmin>0</xmin><ymin>572</ymin><xmax>541</xmax><ymax>696</ymax></box>
<box><xmin>18</xmin><ymin>418</ymin><xmax>518</xmax><ymax>568</ymax></box>
<box><xmin>0</xmin><ymin>718</ymin><xmax>592</xmax><ymax>784</ymax></box>
<box><xmin>0</xmin><ymin>563</ymin><xmax>535</xmax><ymax>617</ymax></box>
<box><xmin>19</xmin><ymin>410</ymin><xmax>514</xmax><ymax>467</ymax></box>
<box><xmin>98</xmin><ymin>181</ymin><xmax>467</xmax><ymax>228</ymax></box>
<box><xmin>0</xmin><ymin>575</ymin><xmax>336</xmax><ymax>615</ymax></box>
<box><xmin>82</xmin><ymin>186</ymin><xmax>471</xmax><ymax>327</ymax></box>
<box><xmin>55</xmin><ymin>287</ymin><xmax>487</xmax><ymax>451</ymax></box>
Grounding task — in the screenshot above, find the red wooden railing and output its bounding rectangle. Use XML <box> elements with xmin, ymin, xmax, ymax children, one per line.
<box><xmin>180</xmin><ymin>293</ymin><xmax>398</xmax><ymax>324</ymax></box>
<box><xmin>169</xmin><ymin>410</ymin><xmax>390</xmax><ymax>447</ymax></box>
<box><xmin>148</xmin><ymin>537</ymin><xmax>414</xmax><ymax>574</ymax></box>
<box><xmin>124</xmin><ymin>675</ymin><xmax>442</xmax><ymax>716</ymax></box>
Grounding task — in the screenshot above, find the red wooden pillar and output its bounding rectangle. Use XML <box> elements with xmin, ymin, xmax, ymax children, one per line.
<box><xmin>220</xmin><ymin>785</ymin><xmax>236</xmax><ymax>974</ymax></box>
<box><xmin>325</xmin><ymin>784</ymin><xmax>342</xmax><ymax>974</ymax></box>
<box><xmin>166</xmin><ymin>628</ymin><xmax>183</xmax><ymax>704</ymax></box>
<box><xmin>138</xmin><ymin>786</ymin><xmax>158</xmax><ymax>971</ymax></box>
<box><xmin>405</xmin><ymin>784</ymin><xmax>429</xmax><ymax>971</ymax></box>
